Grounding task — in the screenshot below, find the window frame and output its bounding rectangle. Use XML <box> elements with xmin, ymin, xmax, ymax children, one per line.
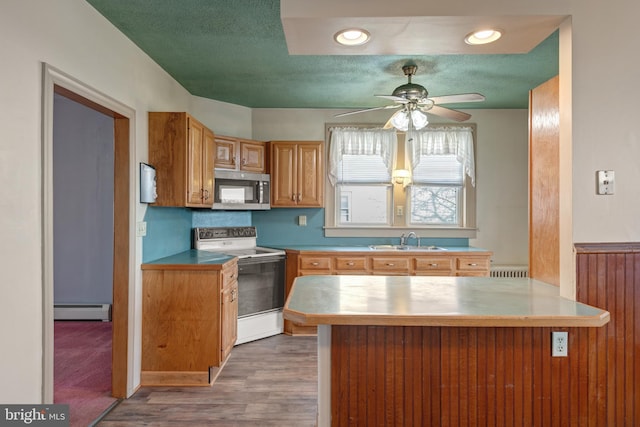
<box><xmin>323</xmin><ymin>123</ymin><xmax>477</xmax><ymax>238</ymax></box>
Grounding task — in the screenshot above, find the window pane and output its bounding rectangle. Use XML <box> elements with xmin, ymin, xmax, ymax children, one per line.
<box><xmin>337</xmin><ymin>155</ymin><xmax>391</xmax><ymax>183</ymax></box>
<box><xmin>412</xmin><ymin>154</ymin><xmax>463</xmax><ymax>185</ymax></box>
<box><xmin>337</xmin><ymin>184</ymin><xmax>391</xmax><ymax>225</ymax></box>
<box><xmin>409</xmin><ymin>185</ymin><xmax>460</xmax><ymax>225</ymax></box>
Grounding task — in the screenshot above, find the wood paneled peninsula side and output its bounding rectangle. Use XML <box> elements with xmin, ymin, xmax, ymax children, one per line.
<box><xmin>283</xmin><ymin>275</ymin><xmax>609</xmax><ymax>427</ymax></box>
<box><xmin>284</xmin><ymin>245</ymin><xmax>492</xmax><ymax>335</ymax></box>
<box><xmin>141</xmin><ymin>250</ymin><xmax>238</xmax><ymax>386</ymax></box>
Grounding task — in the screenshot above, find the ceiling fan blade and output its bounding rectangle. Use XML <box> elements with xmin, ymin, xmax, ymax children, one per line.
<box><xmin>426</xmin><ymin>105</ymin><xmax>472</xmax><ymax>122</ymax></box>
<box><xmin>335</xmin><ymin>104</ymin><xmax>401</xmax><ymax>118</ymax></box>
<box><xmin>375</xmin><ymin>95</ymin><xmax>409</xmax><ymax>104</ymax></box>
<box><xmin>429</xmin><ymin>93</ymin><xmax>485</xmax><ymax>104</ymax></box>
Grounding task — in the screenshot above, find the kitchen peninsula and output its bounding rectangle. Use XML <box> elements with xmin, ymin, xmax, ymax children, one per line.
<box><xmin>283</xmin><ymin>275</ymin><xmax>609</xmax><ymax>426</ymax></box>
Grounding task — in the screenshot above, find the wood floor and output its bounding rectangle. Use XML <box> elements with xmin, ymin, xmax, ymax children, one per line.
<box><xmin>98</xmin><ymin>334</ymin><xmax>318</xmax><ymax>426</ymax></box>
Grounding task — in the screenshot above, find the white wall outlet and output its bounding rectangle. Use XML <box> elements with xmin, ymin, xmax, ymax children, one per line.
<box><xmin>597</xmin><ymin>170</ymin><xmax>615</xmax><ymax>195</ymax></box>
<box><xmin>552</xmin><ymin>331</ymin><xmax>568</xmax><ymax>357</ymax></box>
<box><xmin>396</xmin><ymin>206</ymin><xmax>404</xmax><ymax>216</ymax></box>
<box><xmin>136</xmin><ymin>221</ymin><xmax>147</xmax><ymax>237</ymax></box>
<box><xmin>298</xmin><ymin>215</ymin><xmax>307</xmax><ymax>226</ymax></box>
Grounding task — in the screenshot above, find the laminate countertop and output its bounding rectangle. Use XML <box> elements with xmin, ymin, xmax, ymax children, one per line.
<box><xmin>279</xmin><ymin>245</ymin><xmax>490</xmax><ymax>253</ymax></box>
<box><xmin>283</xmin><ymin>275</ymin><xmax>609</xmax><ymax>328</ymax></box>
<box><xmin>141</xmin><ymin>249</ymin><xmax>235</xmax><ymax>270</ymax></box>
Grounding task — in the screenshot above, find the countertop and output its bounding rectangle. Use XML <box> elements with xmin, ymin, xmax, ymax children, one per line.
<box><xmin>279</xmin><ymin>245</ymin><xmax>490</xmax><ymax>253</ymax></box>
<box><xmin>141</xmin><ymin>249</ymin><xmax>236</xmax><ymax>270</ymax></box>
<box><xmin>283</xmin><ymin>275</ymin><xmax>609</xmax><ymax>328</ymax></box>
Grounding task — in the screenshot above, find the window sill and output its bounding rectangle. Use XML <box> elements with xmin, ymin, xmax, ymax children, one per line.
<box><xmin>324</xmin><ymin>226</ymin><xmax>477</xmax><ymax>239</ymax></box>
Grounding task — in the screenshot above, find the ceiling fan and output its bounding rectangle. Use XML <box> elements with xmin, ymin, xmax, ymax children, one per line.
<box><xmin>335</xmin><ymin>64</ymin><xmax>485</xmax><ymax>130</ymax></box>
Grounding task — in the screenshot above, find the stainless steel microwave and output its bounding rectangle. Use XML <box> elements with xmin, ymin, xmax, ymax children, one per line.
<box><xmin>212</xmin><ymin>170</ymin><xmax>270</xmax><ymax>210</ymax></box>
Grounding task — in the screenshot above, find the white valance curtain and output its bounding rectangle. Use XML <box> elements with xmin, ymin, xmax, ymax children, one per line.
<box><xmin>328</xmin><ymin>127</ymin><xmax>397</xmax><ymax>185</ymax></box>
<box><xmin>406</xmin><ymin>126</ymin><xmax>475</xmax><ymax>186</ymax></box>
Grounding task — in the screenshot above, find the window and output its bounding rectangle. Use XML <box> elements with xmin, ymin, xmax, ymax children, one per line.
<box><xmin>325</xmin><ymin>124</ymin><xmax>477</xmax><ymax>238</ymax></box>
<box><xmin>328</xmin><ymin>127</ymin><xmax>396</xmax><ymax>226</ymax></box>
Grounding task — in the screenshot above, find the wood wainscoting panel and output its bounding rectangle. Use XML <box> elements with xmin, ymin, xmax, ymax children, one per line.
<box><xmin>576</xmin><ymin>243</ymin><xmax>640</xmax><ymax>427</ymax></box>
<box><xmin>331</xmin><ymin>324</ymin><xmax>608</xmax><ymax>426</ymax></box>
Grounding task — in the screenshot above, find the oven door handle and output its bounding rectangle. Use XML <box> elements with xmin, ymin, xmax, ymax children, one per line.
<box><xmin>237</xmin><ymin>254</ymin><xmax>286</xmax><ymax>266</ymax></box>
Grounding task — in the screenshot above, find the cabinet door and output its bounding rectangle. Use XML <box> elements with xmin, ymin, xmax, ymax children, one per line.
<box><xmin>203</xmin><ymin>128</ymin><xmax>215</xmax><ymax>206</ymax></box>
<box><xmin>215</xmin><ymin>136</ymin><xmax>237</xmax><ymax>169</ymax></box>
<box><xmin>239</xmin><ymin>140</ymin><xmax>266</xmax><ymax>172</ymax></box>
<box><xmin>221</xmin><ymin>280</ymin><xmax>238</xmax><ymax>362</ymax></box>
<box><xmin>296</xmin><ymin>142</ymin><xmax>323</xmax><ymax>207</ymax></box>
<box><xmin>187</xmin><ymin>118</ymin><xmax>205</xmax><ymax>206</ymax></box>
<box><xmin>271</xmin><ymin>142</ymin><xmax>298</xmax><ymax>207</ymax></box>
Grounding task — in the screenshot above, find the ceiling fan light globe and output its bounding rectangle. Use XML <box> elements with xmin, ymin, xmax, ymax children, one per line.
<box><xmin>390</xmin><ymin>110</ymin><xmax>409</xmax><ymax>131</ymax></box>
<box><xmin>411</xmin><ymin>110</ymin><xmax>428</xmax><ymax>130</ymax></box>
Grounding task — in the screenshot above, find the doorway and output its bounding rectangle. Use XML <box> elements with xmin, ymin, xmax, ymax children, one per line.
<box><xmin>42</xmin><ymin>64</ymin><xmax>134</xmax><ymax>402</ymax></box>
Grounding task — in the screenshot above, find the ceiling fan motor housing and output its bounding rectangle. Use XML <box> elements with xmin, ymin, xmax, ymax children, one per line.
<box><xmin>392</xmin><ymin>83</ymin><xmax>428</xmax><ymax>101</ymax></box>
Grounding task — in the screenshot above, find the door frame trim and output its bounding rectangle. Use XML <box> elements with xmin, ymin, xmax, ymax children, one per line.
<box><xmin>41</xmin><ymin>63</ymin><xmax>137</xmax><ymax>401</ymax></box>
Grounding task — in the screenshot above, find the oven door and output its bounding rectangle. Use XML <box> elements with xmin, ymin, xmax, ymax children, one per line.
<box><xmin>236</xmin><ymin>255</ymin><xmax>286</xmax><ymax>318</ymax></box>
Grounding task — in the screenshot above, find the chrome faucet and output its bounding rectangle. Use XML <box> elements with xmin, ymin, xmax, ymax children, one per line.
<box><xmin>400</xmin><ymin>232</ymin><xmax>421</xmax><ymax>247</ymax></box>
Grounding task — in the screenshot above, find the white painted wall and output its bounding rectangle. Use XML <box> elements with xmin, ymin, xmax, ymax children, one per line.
<box><xmin>252</xmin><ymin>108</ymin><xmax>530</xmax><ymax>265</ymax></box>
<box><xmin>0</xmin><ymin>0</ymin><xmax>249</xmax><ymax>403</ymax></box>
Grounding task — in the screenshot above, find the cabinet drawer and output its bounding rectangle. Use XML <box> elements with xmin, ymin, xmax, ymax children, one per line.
<box><xmin>335</xmin><ymin>257</ymin><xmax>367</xmax><ymax>271</ymax></box>
<box><xmin>299</xmin><ymin>256</ymin><xmax>332</xmax><ymax>271</ymax></box>
<box><xmin>414</xmin><ymin>257</ymin><xmax>453</xmax><ymax>274</ymax></box>
<box><xmin>456</xmin><ymin>257</ymin><xmax>490</xmax><ymax>272</ymax></box>
<box><xmin>371</xmin><ymin>257</ymin><xmax>410</xmax><ymax>273</ymax></box>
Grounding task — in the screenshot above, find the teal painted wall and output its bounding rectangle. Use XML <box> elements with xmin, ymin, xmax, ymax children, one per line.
<box><xmin>142</xmin><ymin>208</ymin><xmax>250</xmax><ymax>262</ymax></box>
<box><xmin>252</xmin><ymin>208</ymin><xmax>468</xmax><ymax>247</ymax></box>
<box><xmin>143</xmin><ymin>207</ymin><xmax>468</xmax><ymax>262</ymax></box>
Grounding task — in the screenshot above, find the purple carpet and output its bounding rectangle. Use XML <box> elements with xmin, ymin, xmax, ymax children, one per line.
<box><xmin>54</xmin><ymin>320</ymin><xmax>116</xmax><ymax>426</ymax></box>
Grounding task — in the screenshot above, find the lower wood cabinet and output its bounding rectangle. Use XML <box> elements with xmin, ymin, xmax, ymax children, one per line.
<box><xmin>284</xmin><ymin>249</ymin><xmax>492</xmax><ymax>335</ymax></box>
<box><xmin>140</xmin><ymin>258</ymin><xmax>238</xmax><ymax>386</ymax></box>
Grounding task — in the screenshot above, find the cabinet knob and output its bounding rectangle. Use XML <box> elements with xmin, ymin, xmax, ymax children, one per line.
<box><xmin>242</xmin><ymin>158</ymin><xmax>247</xmax><ymax>165</ymax></box>
<box><xmin>386</xmin><ymin>263</ymin><xmax>395</xmax><ymax>266</ymax></box>
<box><xmin>311</xmin><ymin>262</ymin><xmax>319</xmax><ymax>266</ymax></box>
<box><xmin>297</xmin><ymin>193</ymin><xmax>302</xmax><ymax>202</ymax></box>
<box><xmin>291</xmin><ymin>194</ymin><xmax>296</xmax><ymax>202</ymax></box>
<box><xmin>347</xmin><ymin>262</ymin><xmax>355</xmax><ymax>266</ymax></box>
<box><xmin>429</xmin><ymin>263</ymin><xmax>438</xmax><ymax>267</ymax></box>
<box><xmin>231</xmin><ymin>290</ymin><xmax>237</xmax><ymax>302</ymax></box>
<box><xmin>468</xmin><ymin>263</ymin><xmax>478</xmax><ymax>267</ymax></box>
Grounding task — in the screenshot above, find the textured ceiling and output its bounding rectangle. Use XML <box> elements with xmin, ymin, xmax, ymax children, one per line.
<box><xmin>85</xmin><ymin>0</ymin><xmax>559</xmax><ymax>110</ymax></box>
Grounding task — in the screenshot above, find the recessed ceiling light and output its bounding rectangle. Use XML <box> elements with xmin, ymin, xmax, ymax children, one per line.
<box><xmin>464</xmin><ymin>29</ymin><xmax>503</xmax><ymax>45</ymax></box>
<box><xmin>334</xmin><ymin>28</ymin><xmax>370</xmax><ymax>46</ymax></box>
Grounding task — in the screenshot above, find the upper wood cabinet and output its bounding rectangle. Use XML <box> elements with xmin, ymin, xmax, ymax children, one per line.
<box><xmin>148</xmin><ymin>112</ymin><xmax>214</xmax><ymax>208</ymax></box>
<box><xmin>270</xmin><ymin>141</ymin><xmax>324</xmax><ymax>208</ymax></box>
<box><xmin>214</xmin><ymin>135</ymin><xmax>266</xmax><ymax>173</ymax></box>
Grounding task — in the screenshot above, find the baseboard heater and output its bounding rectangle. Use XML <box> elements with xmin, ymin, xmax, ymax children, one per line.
<box><xmin>490</xmin><ymin>265</ymin><xmax>529</xmax><ymax>278</ymax></box>
<box><xmin>54</xmin><ymin>304</ymin><xmax>112</xmax><ymax>321</ymax></box>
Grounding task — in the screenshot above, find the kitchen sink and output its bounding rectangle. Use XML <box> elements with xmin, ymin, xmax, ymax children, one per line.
<box><xmin>368</xmin><ymin>245</ymin><xmax>447</xmax><ymax>251</ymax></box>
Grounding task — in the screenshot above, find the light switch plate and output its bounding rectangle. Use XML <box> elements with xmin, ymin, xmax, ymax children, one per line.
<box><xmin>136</xmin><ymin>221</ymin><xmax>147</xmax><ymax>237</ymax></box>
<box><xmin>597</xmin><ymin>170</ymin><xmax>614</xmax><ymax>195</ymax></box>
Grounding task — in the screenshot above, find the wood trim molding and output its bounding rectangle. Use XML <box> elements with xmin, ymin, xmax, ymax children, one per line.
<box><xmin>42</xmin><ymin>63</ymin><xmax>136</xmax><ymax>401</ymax></box>
<box><xmin>575</xmin><ymin>242</ymin><xmax>640</xmax><ymax>254</ymax></box>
